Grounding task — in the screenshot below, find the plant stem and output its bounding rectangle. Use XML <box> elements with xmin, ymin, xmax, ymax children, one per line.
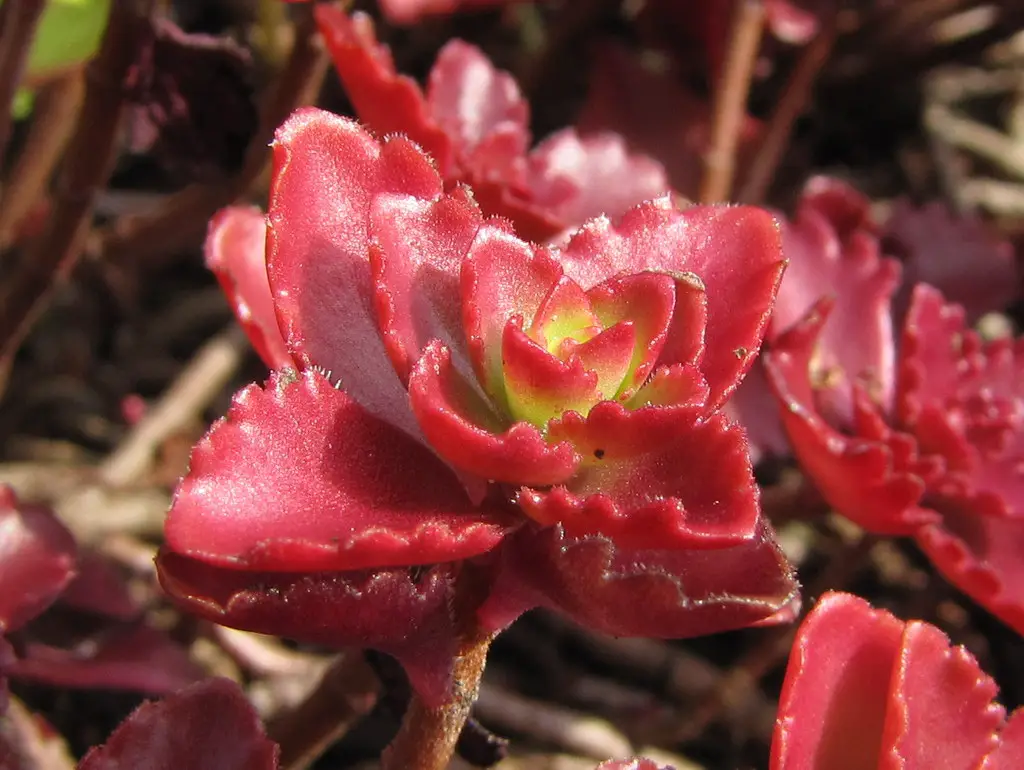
<box><xmin>0</xmin><ymin>0</ymin><xmax>137</xmax><ymax>367</ymax></box>
<box><xmin>381</xmin><ymin>625</ymin><xmax>494</xmax><ymax>770</ymax></box>
<box><xmin>699</xmin><ymin>0</ymin><xmax>765</xmax><ymax>203</ymax></box>
<box><xmin>0</xmin><ymin>70</ymin><xmax>85</xmax><ymax>248</ymax></box>
<box><xmin>267</xmin><ymin>652</ymin><xmax>381</xmax><ymax>770</ymax></box>
<box><xmin>737</xmin><ymin>13</ymin><xmax>836</xmax><ymax>204</ymax></box>
<box><xmin>0</xmin><ymin>0</ymin><xmax>46</xmax><ymax>166</ymax></box>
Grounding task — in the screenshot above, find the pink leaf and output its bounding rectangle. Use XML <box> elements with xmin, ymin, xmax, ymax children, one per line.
<box><xmin>205</xmin><ymin>206</ymin><xmax>291</xmax><ymax>371</ymax></box>
<box><xmin>369</xmin><ymin>187</ymin><xmax>484</xmax><ymax>384</ymax></box>
<box><xmin>266</xmin><ymin>109</ymin><xmax>441</xmax><ymax>439</ymax></box>
<box><xmin>772</xmin><ymin>177</ymin><xmax>902</xmax><ymax>424</ymax></box>
<box><xmin>763</xmin><ymin>301</ymin><xmax>938</xmax><ymax>534</ymax></box>
<box><xmin>164</xmin><ymin>369</ymin><xmax>513</xmax><ymax>572</ymax></box>
<box><xmin>78</xmin><ymin>677</ymin><xmax>278</xmax><ymax>770</ymax></box>
<box><xmin>526</xmin><ymin>129</ymin><xmax>669</xmax><ymax>233</ymax></box>
<box><xmin>427</xmin><ymin>39</ymin><xmax>529</xmax><ymax>180</ymax></box>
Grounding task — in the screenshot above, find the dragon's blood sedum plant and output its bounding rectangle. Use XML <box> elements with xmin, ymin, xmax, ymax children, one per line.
<box><xmin>762</xmin><ymin>178</ymin><xmax>1024</xmax><ymax>635</ymax></box>
<box><xmin>156</xmin><ymin>107</ymin><xmax>797</xmax><ymax>769</ymax></box>
<box><xmin>771</xmin><ymin>592</ymin><xmax>1024</xmax><ymax>769</ymax></box>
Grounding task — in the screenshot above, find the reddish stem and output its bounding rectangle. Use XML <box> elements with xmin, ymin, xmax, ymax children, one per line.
<box><xmin>380</xmin><ymin>626</ymin><xmax>494</xmax><ymax>770</ymax></box>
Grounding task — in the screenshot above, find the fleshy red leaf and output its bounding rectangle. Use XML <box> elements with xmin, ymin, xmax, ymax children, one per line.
<box><xmin>879</xmin><ymin>620</ymin><xmax>1004</xmax><ymax>769</ymax></box>
<box><xmin>559</xmin><ymin>198</ymin><xmax>784</xmax><ymax>410</ymax></box>
<box><xmin>898</xmin><ymin>285</ymin><xmax>1024</xmax><ymax>519</ymax></box>
<box><xmin>532</xmin><ymin>410</ymin><xmax>761</xmax><ymax>549</ymax></box>
<box><xmin>763</xmin><ymin>301</ymin><xmax>938</xmax><ymax>534</ymax></box>
<box><xmin>0</xmin><ymin>486</ymin><xmax>76</xmax><ymax>634</ymax></box>
<box><xmin>460</xmin><ymin>222</ymin><xmax>564</xmax><ymax>401</ymax></box>
<box><xmin>314</xmin><ymin>7</ymin><xmax>452</xmax><ymax>170</ymax></box>
<box><xmin>369</xmin><ymin>187</ymin><xmax>484</xmax><ymax>384</ymax></box>
<box><xmin>205</xmin><ymin>206</ymin><xmax>291</xmax><ymax>371</ymax></box>
<box><xmin>266</xmin><ymin>109</ymin><xmax>441</xmax><ymax>439</ymax></box>
<box><xmin>980</xmin><ymin>710</ymin><xmax>1024</xmax><ymax>769</ymax></box>
<box><xmin>157</xmin><ymin>553</ymin><xmax>459</xmax><ymax>706</ymax></box>
<box><xmin>771</xmin><ymin>592</ymin><xmax>906</xmax><ymax>770</ymax></box>
<box><xmin>8</xmin><ymin>625</ymin><xmax>204</xmax><ymax>695</ymax></box>
<box><xmin>771</xmin><ymin>592</ymin><xmax>1018</xmax><ymax>770</ymax></box>
<box><xmin>78</xmin><ymin>677</ymin><xmax>278</xmax><ymax>770</ymax></box>
<box><xmin>408</xmin><ymin>342</ymin><xmax>580</xmax><ymax>486</ymax></box>
<box><xmin>772</xmin><ymin>178</ymin><xmax>902</xmax><ymax>424</ymax></box>
<box><xmin>478</xmin><ymin>517</ymin><xmax>797</xmax><ymax>639</ymax></box>
<box><xmin>165</xmin><ymin>369</ymin><xmax>513</xmax><ymax>572</ymax></box>
<box><xmin>915</xmin><ymin>507</ymin><xmax>1024</xmax><ymax>637</ymax></box>
<box><xmin>59</xmin><ymin>549</ymin><xmax>139</xmax><ymax>621</ymax></box>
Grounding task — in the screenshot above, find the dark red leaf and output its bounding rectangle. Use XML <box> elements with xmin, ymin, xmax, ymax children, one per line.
<box><xmin>59</xmin><ymin>549</ymin><xmax>139</xmax><ymax>621</ymax></box>
<box><xmin>126</xmin><ymin>18</ymin><xmax>256</xmax><ymax>181</ymax></box>
<box><xmin>78</xmin><ymin>678</ymin><xmax>278</xmax><ymax>770</ymax></box>
<box><xmin>157</xmin><ymin>553</ymin><xmax>460</xmax><ymax>707</ymax></box>
<box><xmin>8</xmin><ymin>625</ymin><xmax>204</xmax><ymax>695</ymax></box>
<box><xmin>0</xmin><ymin>486</ymin><xmax>76</xmax><ymax>635</ymax></box>
<box><xmin>478</xmin><ymin>517</ymin><xmax>797</xmax><ymax>638</ymax></box>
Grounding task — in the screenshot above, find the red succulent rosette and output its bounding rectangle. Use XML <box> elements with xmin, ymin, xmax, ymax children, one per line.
<box><xmin>763</xmin><ymin>179</ymin><xmax>1024</xmax><ymax>634</ymax></box>
<box><xmin>771</xmin><ymin>592</ymin><xmax>1023</xmax><ymax>769</ymax></box>
<box><xmin>159</xmin><ymin>108</ymin><xmax>797</xmax><ymax>704</ymax></box>
<box><xmin>313</xmin><ymin>6</ymin><xmax>668</xmax><ymax>242</ymax></box>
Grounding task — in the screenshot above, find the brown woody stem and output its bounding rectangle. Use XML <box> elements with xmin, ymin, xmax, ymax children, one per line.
<box><xmin>737</xmin><ymin>13</ymin><xmax>836</xmax><ymax>204</ymax></box>
<box><xmin>267</xmin><ymin>652</ymin><xmax>381</xmax><ymax>770</ymax></box>
<box><xmin>0</xmin><ymin>0</ymin><xmax>46</xmax><ymax>165</ymax></box>
<box><xmin>380</xmin><ymin>625</ymin><xmax>494</xmax><ymax>770</ymax></box>
<box><xmin>700</xmin><ymin>0</ymin><xmax>765</xmax><ymax>203</ymax></box>
<box><xmin>0</xmin><ymin>0</ymin><xmax>138</xmax><ymax>368</ymax></box>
